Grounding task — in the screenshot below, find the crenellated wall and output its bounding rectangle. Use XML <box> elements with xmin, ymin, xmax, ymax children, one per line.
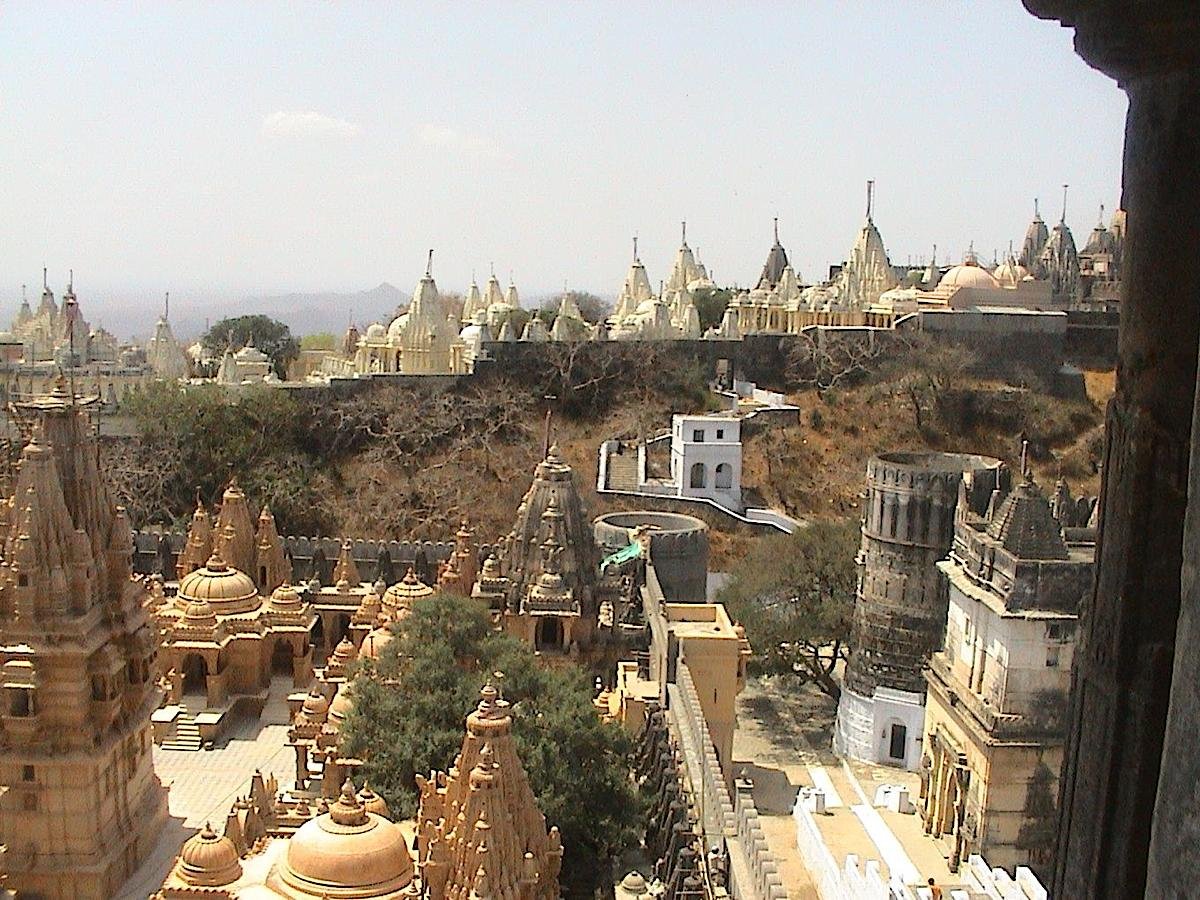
<box><xmin>131</xmin><ymin>529</ymin><xmax>479</xmax><ymax>585</ymax></box>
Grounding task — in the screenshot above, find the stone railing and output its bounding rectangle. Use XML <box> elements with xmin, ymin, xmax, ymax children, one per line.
<box><xmin>667</xmin><ymin>662</ymin><xmax>786</xmax><ymax>900</ymax></box>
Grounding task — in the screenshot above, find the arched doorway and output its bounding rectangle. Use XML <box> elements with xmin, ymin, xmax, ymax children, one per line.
<box><xmin>535</xmin><ymin>617</ymin><xmax>564</xmax><ymax>652</ymax></box>
<box><xmin>271</xmin><ymin>638</ymin><xmax>294</xmax><ymax>675</ymax></box>
<box><xmin>715</xmin><ymin>463</ymin><xmax>733</xmax><ymax>489</ymax></box>
<box><xmin>181</xmin><ymin>654</ymin><xmax>206</xmax><ymax>696</ymax></box>
<box><xmin>689</xmin><ymin>462</ymin><xmax>707</xmax><ymax>489</ymax></box>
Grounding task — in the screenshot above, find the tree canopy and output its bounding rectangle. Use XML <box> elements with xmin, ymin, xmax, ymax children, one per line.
<box><xmin>201</xmin><ymin>314</ymin><xmax>299</xmax><ymax>378</ymax></box>
<box><xmin>341</xmin><ymin>593</ymin><xmax>642</xmax><ymax>895</ymax></box>
<box><xmin>717</xmin><ymin>517</ymin><xmax>859</xmax><ymax>698</ymax></box>
<box><xmin>693</xmin><ymin>287</ymin><xmax>733</xmax><ymax>331</ymax></box>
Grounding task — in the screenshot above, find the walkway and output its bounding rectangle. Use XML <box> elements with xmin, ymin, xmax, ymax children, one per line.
<box><xmin>115</xmin><ymin>678</ymin><xmax>298</xmax><ymax>898</ymax></box>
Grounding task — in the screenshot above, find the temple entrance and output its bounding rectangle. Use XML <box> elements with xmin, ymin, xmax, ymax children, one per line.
<box><xmin>271</xmin><ymin>639</ymin><xmax>293</xmax><ymax>675</ymax></box>
<box><xmin>312</xmin><ymin>615</ymin><xmax>325</xmax><ymax>650</ymax></box>
<box><xmin>535</xmin><ymin>617</ymin><xmax>564</xmax><ymax>652</ymax></box>
<box><xmin>331</xmin><ymin>614</ymin><xmax>351</xmax><ymax>647</ymax></box>
<box><xmin>888</xmin><ymin>723</ymin><xmax>907</xmax><ymax>762</ymax></box>
<box><xmin>181</xmin><ymin>653</ymin><xmax>206</xmax><ymax>696</ymax></box>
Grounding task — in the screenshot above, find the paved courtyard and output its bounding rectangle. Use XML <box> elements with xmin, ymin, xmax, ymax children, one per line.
<box><xmin>115</xmin><ymin>680</ymin><xmax>297</xmax><ymax>899</ymax></box>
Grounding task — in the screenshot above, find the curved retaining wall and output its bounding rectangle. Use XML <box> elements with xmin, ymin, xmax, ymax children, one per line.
<box><xmin>593</xmin><ymin>511</ymin><xmax>709</xmax><ymax>602</ymax></box>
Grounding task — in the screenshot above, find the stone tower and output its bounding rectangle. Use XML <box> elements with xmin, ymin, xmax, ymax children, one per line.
<box><xmin>834</xmin><ymin>451</ymin><xmax>1005</xmax><ymax>770</ymax></box>
<box><xmin>416</xmin><ymin>684</ymin><xmax>563</xmax><ymax>897</ymax></box>
<box><xmin>0</xmin><ymin>383</ymin><xmax>168</xmax><ymax>898</ymax></box>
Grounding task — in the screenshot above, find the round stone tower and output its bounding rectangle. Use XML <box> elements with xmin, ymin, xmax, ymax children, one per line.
<box><xmin>593</xmin><ymin>511</ymin><xmax>708</xmax><ymax>602</ymax></box>
<box><xmin>835</xmin><ymin>451</ymin><xmax>1006</xmax><ymax>769</ymax></box>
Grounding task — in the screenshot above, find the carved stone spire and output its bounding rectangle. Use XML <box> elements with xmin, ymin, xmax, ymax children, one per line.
<box><xmin>416</xmin><ymin>686</ymin><xmax>563</xmax><ymax>898</ymax></box>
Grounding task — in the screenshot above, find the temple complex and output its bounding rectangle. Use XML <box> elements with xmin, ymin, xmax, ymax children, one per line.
<box><xmin>6</xmin><ymin>270</ymin><xmax>116</xmax><ymax>365</ymax></box>
<box><xmin>343</xmin><ymin>254</ymin><xmax>469</xmax><ymax>375</ymax></box>
<box><xmin>920</xmin><ymin>473</ymin><xmax>1095</xmax><ymax>878</ymax></box>
<box><xmin>0</xmin><ymin>381</ymin><xmax>168</xmax><ymax>898</ymax></box>
<box><xmin>154</xmin><ymin>685</ymin><xmax>562</xmax><ymax>898</ymax></box>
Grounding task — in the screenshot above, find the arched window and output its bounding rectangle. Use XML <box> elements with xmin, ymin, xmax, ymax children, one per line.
<box><xmin>715</xmin><ymin>463</ymin><xmax>733</xmax><ymax>489</ymax></box>
<box><xmin>689</xmin><ymin>462</ymin><xmax>707</xmax><ymax>489</ymax></box>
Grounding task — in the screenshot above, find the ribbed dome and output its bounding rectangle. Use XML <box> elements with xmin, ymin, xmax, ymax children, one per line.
<box><xmin>182</xmin><ymin>599</ymin><xmax>218</xmax><ymax>626</ymax></box>
<box><xmin>330</xmin><ymin>637</ymin><xmax>358</xmax><ymax>667</ymax></box>
<box><xmin>365</xmin><ymin>322</ymin><xmax>386</xmax><ymax>340</ymax></box>
<box><xmin>994</xmin><ymin>258</ymin><xmax>1029</xmax><ymax>288</ymax></box>
<box><xmin>177</xmin><ymin>823</ymin><xmax>242</xmax><ymax>886</ymax></box>
<box><xmin>300</xmin><ymin>687</ymin><xmax>330</xmax><ymax>721</ymax></box>
<box><xmin>268</xmin><ymin>582</ymin><xmax>303</xmax><ymax>612</ymax></box>
<box><xmin>276</xmin><ymin>782</ymin><xmax>413</xmax><ymax>897</ymax></box>
<box><xmin>178</xmin><ymin>554</ymin><xmax>260</xmax><ymax>614</ymax></box>
<box><xmin>382</xmin><ymin>568</ymin><xmax>433</xmax><ymax>615</ymax></box>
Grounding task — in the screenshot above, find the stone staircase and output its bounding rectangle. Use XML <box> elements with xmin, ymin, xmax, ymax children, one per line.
<box><xmin>160</xmin><ymin>700</ymin><xmax>203</xmax><ymax>751</ymax></box>
<box><xmin>606</xmin><ymin>449</ymin><xmax>639</xmax><ymax>491</ymax></box>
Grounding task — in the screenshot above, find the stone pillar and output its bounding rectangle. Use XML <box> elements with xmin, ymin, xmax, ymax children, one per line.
<box><xmin>1022</xmin><ymin>4</ymin><xmax>1200</xmax><ymax>897</ymax></box>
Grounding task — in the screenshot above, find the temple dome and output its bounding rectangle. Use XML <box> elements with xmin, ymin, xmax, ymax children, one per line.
<box><xmin>177</xmin><ymin>823</ymin><xmax>243</xmax><ymax>886</ymax></box>
<box><xmin>357</xmin><ymin>784</ymin><xmax>390</xmax><ymax>819</ymax></box>
<box><xmin>382</xmin><ymin>568</ymin><xmax>433</xmax><ymax>616</ymax></box>
<box><xmin>300</xmin><ymin>687</ymin><xmax>330</xmax><ymax>721</ymax></box>
<box><xmin>940</xmin><ymin>253</ymin><xmax>1000</xmax><ymax>290</ymax></box>
<box><xmin>178</xmin><ymin>554</ymin><xmax>260</xmax><ymax>614</ymax></box>
<box><xmin>268</xmin><ymin>582</ymin><xmax>303</xmax><ymax>613</ymax></box>
<box><xmin>993</xmin><ymin>257</ymin><xmax>1029</xmax><ymax>288</ymax></box>
<box><xmin>328</xmin><ymin>685</ymin><xmax>354</xmax><ymax>730</ymax></box>
<box><xmin>360</xmin><ymin>625</ymin><xmax>394</xmax><ymax>661</ymax></box>
<box><xmin>276</xmin><ymin>781</ymin><xmax>413</xmax><ymax>897</ymax></box>
<box><xmin>365</xmin><ymin>322</ymin><xmax>386</xmax><ymax>340</ymax></box>
<box><xmin>181</xmin><ymin>598</ymin><xmax>218</xmax><ymax>627</ymax></box>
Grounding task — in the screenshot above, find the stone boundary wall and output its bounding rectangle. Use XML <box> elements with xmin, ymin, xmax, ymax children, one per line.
<box><xmin>791</xmin><ymin>796</ymin><xmax>901</xmax><ymax>900</ymax></box>
<box><xmin>131</xmin><ymin>529</ymin><xmax>481</xmax><ymax>583</ymax></box>
<box><xmin>667</xmin><ymin>663</ymin><xmax>786</xmax><ymax>900</ymax></box>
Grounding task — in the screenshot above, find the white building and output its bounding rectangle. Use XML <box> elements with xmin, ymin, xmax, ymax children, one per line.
<box><xmin>669</xmin><ymin>414</ymin><xmax>742</xmax><ymax>511</ymax></box>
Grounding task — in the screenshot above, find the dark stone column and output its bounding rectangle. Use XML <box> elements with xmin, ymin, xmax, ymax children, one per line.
<box><xmin>1022</xmin><ymin>3</ymin><xmax>1200</xmax><ymax>897</ymax></box>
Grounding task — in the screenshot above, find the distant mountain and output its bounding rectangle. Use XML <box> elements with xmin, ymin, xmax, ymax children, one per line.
<box><xmin>247</xmin><ymin>282</ymin><xmax>408</xmax><ymax>336</ymax></box>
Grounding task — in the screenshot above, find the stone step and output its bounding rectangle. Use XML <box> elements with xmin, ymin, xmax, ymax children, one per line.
<box><xmin>606</xmin><ymin>452</ymin><xmax>639</xmax><ymax>491</ymax></box>
<box><xmin>160</xmin><ymin>737</ymin><xmax>203</xmax><ymax>751</ymax></box>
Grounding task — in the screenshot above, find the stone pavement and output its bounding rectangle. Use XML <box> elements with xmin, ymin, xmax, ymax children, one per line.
<box><xmin>115</xmin><ymin>679</ymin><xmax>298</xmax><ymax>898</ymax></box>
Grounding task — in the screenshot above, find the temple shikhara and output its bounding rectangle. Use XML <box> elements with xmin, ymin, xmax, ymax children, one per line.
<box><xmin>0</xmin><ymin>381</ymin><xmax>168</xmax><ymax>898</ymax></box>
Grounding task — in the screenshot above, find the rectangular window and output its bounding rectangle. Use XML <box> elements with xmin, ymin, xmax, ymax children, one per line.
<box><xmin>693</xmin><ymin>429</ymin><xmax>705</xmax><ymax>442</ymax></box>
<box><xmin>22</xmin><ymin>764</ymin><xmax>34</xmax><ymax>782</ymax></box>
<box><xmin>716</xmin><ymin>428</ymin><xmax>725</xmax><ymax>440</ymax></box>
<box><xmin>1046</xmin><ymin>645</ymin><xmax>1060</xmax><ymax>667</ymax></box>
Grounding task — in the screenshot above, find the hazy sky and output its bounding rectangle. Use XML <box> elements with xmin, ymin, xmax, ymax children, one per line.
<box><xmin>0</xmin><ymin>2</ymin><xmax>1125</xmax><ymax>305</ymax></box>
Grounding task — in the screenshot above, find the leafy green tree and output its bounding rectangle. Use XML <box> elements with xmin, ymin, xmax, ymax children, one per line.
<box><xmin>342</xmin><ymin>594</ymin><xmax>642</xmax><ymax>895</ymax></box>
<box><xmin>693</xmin><ymin>287</ymin><xmax>733</xmax><ymax>331</ymax></box>
<box><xmin>718</xmin><ymin>517</ymin><xmax>859</xmax><ymax>699</ymax></box>
<box><xmin>201</xmin><ymin>314</ymin><xmax>299</xmax><ymax>379</ymax></box>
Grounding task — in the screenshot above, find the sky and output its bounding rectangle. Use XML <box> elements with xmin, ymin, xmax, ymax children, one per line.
<box><xmin>0</xmin><ymin>2</ymin><xmax>1126</xmax><ymax>333</ymax></box>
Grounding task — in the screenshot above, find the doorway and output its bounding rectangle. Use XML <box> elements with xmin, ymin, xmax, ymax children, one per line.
<box><xmin>888</xmin><ymin>723</ymin><xmax>907</xmax><ymax>762</ymax></box>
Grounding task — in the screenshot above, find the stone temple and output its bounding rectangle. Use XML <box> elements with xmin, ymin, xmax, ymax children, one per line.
<box><xmin>834</xmin><ymin>451</ymin><xmax>1006</xmax><ymax>770</ymax></box>
<box><xmin>0</xmin><ymin>380</ymin><xmax>168</xmax><ymax>898</ymax></box>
